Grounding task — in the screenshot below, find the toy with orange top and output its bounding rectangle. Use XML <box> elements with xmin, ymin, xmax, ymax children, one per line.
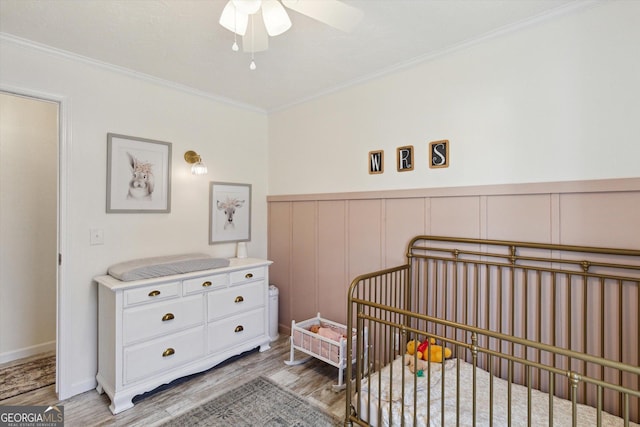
<box><xmin>404</xmin><ymin>336</ymin><xmax>452</xmax><ymax>374</ymax></box>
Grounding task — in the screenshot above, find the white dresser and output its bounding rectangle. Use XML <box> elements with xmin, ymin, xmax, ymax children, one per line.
<box><xmin>94</xmin><ymin>257</ymin><xmax>272</xmax><ymax>414</ymax></box>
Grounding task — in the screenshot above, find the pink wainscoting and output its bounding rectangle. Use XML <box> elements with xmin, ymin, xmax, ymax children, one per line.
<box><xmin>385</xmin><ymin>198</ymin><xmax>426</xmax><ymax>266</ymax></box>
<box><xmin>486</xmin><ymin>194</ymin><xmax>553</xmax><ymax>242</ymax></box>
<box><xmin>267</xmin><ymin>178</ymin><xmax>640</xmax><ymax>334</ymax></box>
<box><xmin>431</xmin><ymin>196</ymin><xmax>481</xmax><ymax>238</ymax></box>
<box><xmin>318</xmin><ymin>201</ymin><xmax>347</xmax><ymax>323</ymax></box>
<box><xmin>559</xmin><ymin>191</ymin><xmax>640</xmax><ymax>247</ymax></box>
<box><xmin>348</xmin><ymin>200</ymin><xmax>383</xmax><ymax>281</ymax></box>
<box><xmin>267</xmin><ymin>202</ymin><xmax>292</xmax><ymax>327</ymax></box>
<box><xmin>291</xmin><ymin>201</ymin><xmax>317</xmax><ymax>322</ymax></box>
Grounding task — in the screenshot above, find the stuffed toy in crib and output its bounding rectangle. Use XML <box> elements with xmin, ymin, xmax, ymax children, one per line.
<box><xmin>405</xmin><ymin>337</ymin><xmax>452</xmax><ymax>373</ymax></box>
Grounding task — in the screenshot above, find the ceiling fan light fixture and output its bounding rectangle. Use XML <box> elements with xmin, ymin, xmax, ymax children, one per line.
<box><xmin>219</xmin><ymin>0</ymin><xmax>363</xmax><ymax>69</ymax></box>
<box><xmin>220</xmin><ymin>1</ymin><xmax>249</xmax><ymax>35</ymax></box>
<box><xmin>243</xmin><ymin>10</ymin><xmax>269</xmax><ymax>53</ymax></box>
<box><xmin>232</xmin><ymin>0</ymin><xmax>262</xmax><ymax>15</ymax></box>
<box><xmin>261</xmin><ymin>0</ymin><xmax>292</xmax><ymax>36</ymax></box>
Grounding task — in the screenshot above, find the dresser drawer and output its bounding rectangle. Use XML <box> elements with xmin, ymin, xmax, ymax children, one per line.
<box><xmin>183</xmin><ymin>273</ymin><xmax>229</xmax><ymax>295</ymax></box>
<box><xmin>230</xmin><ymin>267</ymin><xmax>265</xmax><ymax>285</ymax></box>
<box><xmin>207</xmin><ymin>281</ymin><xmax>264</xmax><ymax>321</ymax></box>
<box><xmin>123</xmin><ymin>326</ymin><xmax>205</xmax><ymax>385</ymax></box>
<box><xmin>123</xmin><ymin>295</ymin><xmax>204</xmax><ymax>344</ymax></box>
<box><xmin>208</xmin><ymin>309</ymin><xmax>265</xmax><ymax>353</ymax></box>
<box><xmin>124</xmin><ymin>281</ymin><xmax>180</xmax><ymax>307</ymax></box>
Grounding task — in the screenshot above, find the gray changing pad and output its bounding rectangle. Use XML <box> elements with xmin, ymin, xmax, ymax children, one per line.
<box><xmin>107</xmin><ymin>253</ymin><xmax>230</xmax><ymax>281</ymax></box>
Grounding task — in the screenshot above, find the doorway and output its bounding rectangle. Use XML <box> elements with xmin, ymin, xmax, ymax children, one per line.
<box><xmin>0</xmin><ymin>91</ymin><xmax>59</xmax><ymax>394</ymax></box>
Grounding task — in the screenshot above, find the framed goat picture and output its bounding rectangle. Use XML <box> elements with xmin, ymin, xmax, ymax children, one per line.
<box><xmin>106</xmin><ymin>133</ymin><xmax>172</xmax><ymax>213</ymax></box>
<box><xmin>210</xmin><ymin>182</ymin><xmax>251</xmax><ymax>244</ymax></box>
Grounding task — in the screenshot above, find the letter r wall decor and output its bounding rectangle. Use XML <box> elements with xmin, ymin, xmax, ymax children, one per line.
<box><xmin>397</xmin><ymin>145</ymin><xmax>414</xmax><ymax>172</ymax></box>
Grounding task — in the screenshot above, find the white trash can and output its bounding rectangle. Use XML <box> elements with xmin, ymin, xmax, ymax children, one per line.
<box><xmin>268</xmin><ymin>284</ymin><xmax>279</xmax><ymax>341</ymax></box>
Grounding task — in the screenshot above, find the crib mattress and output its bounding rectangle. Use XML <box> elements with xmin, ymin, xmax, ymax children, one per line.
<box><xmin>357</xmin><ymin>356</ymin><xmax>637</xmax><ymax>427</ymax></box>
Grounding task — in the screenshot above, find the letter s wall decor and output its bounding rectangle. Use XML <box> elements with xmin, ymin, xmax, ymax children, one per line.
<box><xmin>429</xmin><ymin>140</ymin><xmax>450</xmax><ymax>169</ymax></box>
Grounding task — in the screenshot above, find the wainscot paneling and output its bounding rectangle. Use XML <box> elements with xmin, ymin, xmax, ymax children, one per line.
<box><xmin>348</xmin><ymin>200</ymin><xmax>383</xmax><ymax>281</ymax></box>
<box><xmin>267</xmin><ymin>202</ymin><xmax>292</xmax><ymax>328</ymax></box>
<box><xmin>317</xmin><ymin>201</ymin><xmax>347</xmax><ymax>322</ymax></box>
<box><xmin>267</xmin><ymin>178</ymin><xmax>640</xmax><ymax>334</ymax></box>
<box><xmin>385</xmin><ymin>198</ymin><xmax>426</xmax><ymax>266</ymax></box>
<box><xmin>291</xmin><ymin>202</ymin><xmax>317</xmax><ymax>322</ymax></box>
<box><xmin>486</xmin><ymin>194</ymin><xmax>553</xmax><ymax>242</ymax></box>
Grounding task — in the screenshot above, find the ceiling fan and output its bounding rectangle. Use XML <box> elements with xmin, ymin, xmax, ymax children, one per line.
<box><xmin>219</xmin><ymin>0</ymin><xmax>363</xmax><ymax>68</ymax></box>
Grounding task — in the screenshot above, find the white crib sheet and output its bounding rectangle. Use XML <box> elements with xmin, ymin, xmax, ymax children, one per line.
<box><xmin>357</xmin><ymin>356</ymin><xmax>637</xmax><ymax>427</ymax></box>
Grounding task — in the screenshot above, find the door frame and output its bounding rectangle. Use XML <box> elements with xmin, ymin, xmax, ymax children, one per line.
<box><xmin>1</xmin><ymin>85</ymin><xmax>70</xmax><ymax>399</ymax></box>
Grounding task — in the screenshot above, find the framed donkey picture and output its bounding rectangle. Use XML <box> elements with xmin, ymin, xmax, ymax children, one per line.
<box><xmin>106</xmin><ymin>133</ymin><xmax>172</xmax><ymax>213</ymax></box>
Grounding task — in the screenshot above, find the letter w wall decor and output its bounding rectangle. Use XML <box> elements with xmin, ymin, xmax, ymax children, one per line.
<box><xmin>369</xmin><ymin>150</ymin><xmax>384</xmax><ymax>174</ymax></box>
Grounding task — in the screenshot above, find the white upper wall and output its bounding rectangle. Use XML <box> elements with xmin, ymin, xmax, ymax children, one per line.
<box><xmin>0</xmin><ymin>38</ymin><xmax>268</xmax><ymax>397</ymax></box>
<box><xmin>268</xmin><ymin>1</ymin><xmax>640</xmax><ymax>195</ymax></box>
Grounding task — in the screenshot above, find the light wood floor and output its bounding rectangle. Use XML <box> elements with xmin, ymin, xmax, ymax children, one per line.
<box><xmin>0</xmin><ymin>336</ymin><xmax>347</xmax><ymax>426</ymax></box>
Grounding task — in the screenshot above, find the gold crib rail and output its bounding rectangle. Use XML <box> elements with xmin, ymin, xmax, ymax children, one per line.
<box><xmin>346</xmin><ymin>236</ymin><xmax>640</xmax><ymax>427</ymax></box>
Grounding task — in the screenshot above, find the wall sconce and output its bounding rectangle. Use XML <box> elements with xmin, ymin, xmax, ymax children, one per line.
<box><xmin>184</xmin><ymin>150</ymin><xmax>208</xmax><ymax>175</ymax></box>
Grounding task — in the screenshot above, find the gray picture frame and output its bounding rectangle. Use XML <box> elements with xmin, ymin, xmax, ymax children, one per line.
<box><xmin>106</xmin><ymin>133</ymin><xmax>172</xmax><ymax>213</ymax></box>
<box><xmin>210</xmin><ymin>182</ymin><xmax>251</xmax><ymax>244</ymax></box>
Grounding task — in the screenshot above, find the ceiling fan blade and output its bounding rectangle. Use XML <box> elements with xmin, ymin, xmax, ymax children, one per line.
<box><xmin>262</xmin><ymin>0</ymin><xmax>292</xmax><ymax>36</ymax></box>
<box><xmin>219</xmin><ymin>1</ymin><xmax>249</xmax><ymax>36</ymax></box>
<box><xmin>231</xmin><ymin>0</ymin><xmax>262</xmax><ymax>15</ymax></box>
<box><xmin>281</xmin><ymin>0</ymin><xmax>363</xmax><ymax>32</ymax></box>
<box><xmin>243</xmin><ymin>11</ymin><xmax>269</xmax><ymax>53</ymax></box>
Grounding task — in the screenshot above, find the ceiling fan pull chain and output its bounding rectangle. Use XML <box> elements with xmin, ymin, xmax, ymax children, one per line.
<box><xmin>250</xmin><ymin>14</ymin><xmax>257</xmax><ymax>70</ymax></box>
<box><xmin>232</xmin><ymin>4</ymin><xmax>240</xmax><ymax>52</ymax></box>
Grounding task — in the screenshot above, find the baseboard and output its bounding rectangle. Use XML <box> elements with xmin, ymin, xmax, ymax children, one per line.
<box><xmin>58</xmin><ymin>377</ymin><xmax>97</xmax><ymax>401</ymax></box>
<box><xmin>0</xmin><ymin>340</ymin><xmax>56</xmax><ymax>364</ymax></box>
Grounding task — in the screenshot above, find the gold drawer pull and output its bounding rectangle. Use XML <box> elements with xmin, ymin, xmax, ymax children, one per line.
<box><xmin>202</xmin><ymin>281</ymin><xmax>212</xmax><ymax>287</ymax></box>
<box><xmin>162</xmin><ymin>348</ymin><xmax>175</xmax><ymax>357</ymax></box>
<box><xmin>162</xmin><ymin>313</ymin><xmax>175</xmax><ymax>322</ymax></box>
<box><xmin>234</xmin><ymin>325</ymin><xmax>244</xmax><ymax>333</ymax></box>
<box><xmin>234</xmin><ymin>296</ymin><xmax>244</xmax><ymax>303</ymax></box>
<box><xmin>245</xmin><ymin>273</ymin><xmax>253</xmax><ymax>279</ymax></box>
<box><xmin>148</xmin><ymin>290</ymin><xmax>161</xmax><ymax>297</ymax></box>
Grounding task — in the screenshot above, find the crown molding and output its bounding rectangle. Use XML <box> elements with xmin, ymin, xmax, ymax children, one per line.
<box><xmin>2</xmin><ymin>0</ymin><xmax>603</xmax><ymax>115</ymax></box>
<box><xmin>0</xmin><ymin>32</ymin><xmax>267</xmax><ymax>115</ymax></box>
<box><xmin>269</xmin><ymin>0</ymin><xmax>604</xmax><ymax>113</ymax></box>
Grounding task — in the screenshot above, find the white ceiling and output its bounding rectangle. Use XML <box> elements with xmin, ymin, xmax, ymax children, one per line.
<box><xmin>0</xmin><ymin>0</ymin><xmax>589</xmax><ymax>112</ymax></box>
